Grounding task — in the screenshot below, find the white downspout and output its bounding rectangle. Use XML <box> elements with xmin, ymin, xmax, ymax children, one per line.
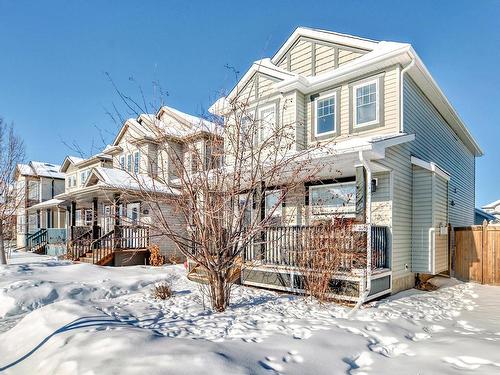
<box><xmin>350</xmin><ymin>151</ymin><xmax>372</xmax><ymax>314</ymax></box>
<box><xmin>428</xmin><ymin>227</ymin><xmax>435</xmax><ymax>274</ymax></box>
<box><xmin>400</xmin><ymin>57</ymin><xmax>415</xmax><ymax>133</ymax></box>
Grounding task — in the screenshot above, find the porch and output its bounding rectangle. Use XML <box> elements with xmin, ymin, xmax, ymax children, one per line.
<box><xmin>240</xmin><ymin>224</ymin><xmax>391</xmax><ymax>302</ymax></box>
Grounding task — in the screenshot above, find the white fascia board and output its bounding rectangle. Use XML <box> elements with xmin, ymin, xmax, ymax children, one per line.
<box><xmin>411</xmin><ymin>156</ymin><xmax>450</xmax><ymax>181</ymax></box>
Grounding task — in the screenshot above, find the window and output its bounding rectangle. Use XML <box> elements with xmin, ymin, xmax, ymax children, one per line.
<box><xmin>354</xmin><ymin>80</ymin><xmax>378</xmax><ymax>127</ymax></box>
<box><xmin>119</xmin><ymin>155</ymin><xmax>125</xmax><ymax>170</ymax></box>
<box><xmin>309</xmin><ymin>182</ymin><xmax>356</xmax><ymax>216</ymax></box>
<box><xmin>84</xmin><ymin>209</ymin><xmax>93</xmax><ymax>226</ymax></box>
<box><xmin>133</xmin><ymin>151</ymin><xmax>140</xmax><ymax>174</ymax></box>
<box><xmin>315</xmin><ymin>94</ymin><xmax>336</xmax><ymax>135</ymax></box>
<box><xmin>238</xmin><ymin>194</ymin><xmax>252</xmax><ymax>227</ymax></box>
<box><xmin>258</xmin><ymin>105</ymin><xmax>276</xmax><ymax>143</ymax></box>
<box><xmin>127</xmin><ymin>154</ymin><xmax>132</xmax><ymax>173</ymax></box>
<box><xmin>80</xmin><ymin>170</ymin><xmax>89</xmax><ymax>187</ymax></box>
<box><xmin>28</xmin><ymin>181</ymin><xmax>39</xmax><ymax>201</ymax></box>
<box><xmin>265</xmin><ymin>190</ymin><xmax>282</xmax><ymax>225</ymax></box>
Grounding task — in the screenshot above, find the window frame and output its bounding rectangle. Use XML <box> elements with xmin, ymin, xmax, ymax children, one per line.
<box><xmin>119</xmin><ymin>155</ymin><xmax>125</xmax><ymax>170</ymax></box>
<box><xmin>314</xmin><ymin>92</ymin><xmax>337</xmax><ymax>137</ymax></box>
<box><xmin>257</xmin><ymin>103</ymin><xmax>277</xmax><ymax>144</ymax></box>
<box><xmin>133</xmin><ymin>151</ymin><xmax>140</xmax><ymax>174</ymax></box>
<box><xmin>264</xmin><ymin>189</ymin><xmax>283</xmax><ymax>223</ymax></box>
<box><xmin>353</xmin><ymin>79</ymin><xmax>379</xmax><ymax>128</ymax></box>
<box><xmin>308</xmin><ymin>181</ymin><xmax>357</xmax><ymax>217</ymax></box>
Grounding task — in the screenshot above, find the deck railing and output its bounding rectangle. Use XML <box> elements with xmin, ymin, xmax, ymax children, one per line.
<box><xmin>26</xmin><ymin>229</ymin><xmax>48</xmax><ymax>253</ymax></box>
<box><xmin>70</xmin><ymin>225</ymin><xmax>150</xmax><ymax>263</ymax></box>
<box><xmin>243</xmin><ymin>224</ymin><xmax>388</xmax><ymax>270</ymax></box>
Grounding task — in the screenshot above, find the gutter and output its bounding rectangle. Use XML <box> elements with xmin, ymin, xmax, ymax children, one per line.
<box><xmin>399</xmin><ymin>56</ymin><xmax>415</xmax><ymax>132</ymax></box>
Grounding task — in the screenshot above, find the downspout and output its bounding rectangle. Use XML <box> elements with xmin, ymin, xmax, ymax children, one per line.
<box><xmin>428</xmin><ymin>227</ymin><xmax>435</xmax><ymax>274</ymax></box>
<box><xmin>399</xmin><ymin>56</ymin><xmax>415</xmax><ymax>133</ymax></box>
<box><xmin>350</xmin><ymin>150</ymin><xmax>373</xmax><ymax>314</ymax></box>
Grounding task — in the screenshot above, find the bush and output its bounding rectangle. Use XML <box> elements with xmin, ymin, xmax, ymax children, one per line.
<box><xmin>149</xmin><ymin>244</ymin><xmax>165</xmax><ymax>266</ymax></box>
<box><xmin>152</xmin><ymin>282</ymin><xmax>173</xmax><ymax>300</ymax></box>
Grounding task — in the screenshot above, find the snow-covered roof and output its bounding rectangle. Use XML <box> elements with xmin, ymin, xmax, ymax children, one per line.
<box><xmin>60</xmin><ymin>153</ymin><xmax>112</xmax><ymax>172</ymax></box>
<box><xmin>27</xmin><ymin>198</ymin><xmax>65</xmax><ymax>210</ymax></box>
<box><xmin>482</xmin><ymin>200</ymin><xmax>500</xmax><ymax>210</ymax></box>
<box><xmin>17</xmin><ymin>161</ymin><xmax>65</xmax><ymax>179</ymax></box>
<box><xmin>85</xmin><ymin>167</ymin><xmax>180</xmax><ymax>196</ymax></box>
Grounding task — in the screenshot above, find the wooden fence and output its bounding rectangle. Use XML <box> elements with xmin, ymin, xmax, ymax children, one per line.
<box><xmin>455</xmin><ymin>222</ymin><xmax>500</xmax><ymax>285</ymax></box>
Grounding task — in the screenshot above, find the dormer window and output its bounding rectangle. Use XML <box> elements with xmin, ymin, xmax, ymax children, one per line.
<box><xmin>315</xmin><ymin>93</ymin><xmax>336</xmax><ymax>136</ymax></box>
<box><xmin>133</xmin><ymin>151</ymin><xmax>140</xmax><ymax>174</ymax></box>
<box><xmin>354</xmin><ymin>79</ymin><xmax>379</xmax><ymax>127</ymax></box>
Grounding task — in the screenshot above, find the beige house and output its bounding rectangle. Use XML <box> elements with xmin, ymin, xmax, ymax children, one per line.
<box><xmin>55</xmin><ymin>106</ymin><xmax>216</xmax><ymax>266</ymax></box>
<box><xmin>210</xmin><ymin>27</ymin><xmax>482</xmax><ymax>301</ymax></box>
<box><xmin>14</xmin><ymin>161</ymin><xmax>66</xmax><ymax>250</ymax></box>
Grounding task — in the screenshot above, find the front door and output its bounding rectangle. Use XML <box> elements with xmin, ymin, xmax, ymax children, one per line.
<box><xmin>126</xmin><ymin>203</ymin><xmax>140</xmax><ymax>247</ymax></box>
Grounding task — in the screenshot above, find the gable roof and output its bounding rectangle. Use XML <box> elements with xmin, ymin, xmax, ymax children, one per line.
<box><xmin>210</xmin><ymin>27</ymin><xmax>482</xmax><ymax>157</ymax></box>
<box><xmin>60</xmin><ymin>153</ymin><xmax>112</xmax><ymax>173</ymax></box>
<box><xmin>112</xmin><ymin>106</ymin><xmax>218</xmax><ymax>147</ymax></box>
<box><xmin>84</xmin><ymin>167</ymin><xmax>180</xmax><ymax>195</ymax></box>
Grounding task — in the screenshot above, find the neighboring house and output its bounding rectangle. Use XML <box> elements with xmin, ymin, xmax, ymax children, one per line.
<box><xmin>55</xmin><ymin>105</ymin><xmax>217</xmax><ymax>265</ymax></box>
<box><xmin>481</xmin><ymin>200</ymin><xmax>500</xmax><ymax>221</ymax></box>
<box><xmin>14</xmin><ymin>161</ymin><xmax>66</xmax><ymax>249</ymax></box>
<box><xmin>474</xmin><ymin>208</ymin><xmax>497</xmax><ymax>225</ymax></box>
<box><xmin>209</xmin><ymin>27</ymin><xmax>482</xmax><ymax>300</ymax></box>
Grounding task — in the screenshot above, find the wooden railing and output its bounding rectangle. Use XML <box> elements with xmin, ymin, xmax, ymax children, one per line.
<box><xmin>69</xmin><ymin>228</ymin><xmax>93</xmax><ymax>260</ymax></box>
<box><xmin>26</xmin><ymin>229</ymin><xmax>48</xmax><ymax>253</ymax></box>
<box><xmin>117</xmin><ymin>225</ymin><xmax>150</xmax><ymax>249</ymax></box>
<box><xmin>243</xmin><ymin>224</ymin><xmax>388</xmax><ymax>270</ymax></box>
<box><xmin>91</xmin><ymin>229</ymin><xmax>115</xmax><ymax>264</ymax></box>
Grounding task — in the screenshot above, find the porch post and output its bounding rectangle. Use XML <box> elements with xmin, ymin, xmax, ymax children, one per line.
<box><xmin>92</xmin><ymin>198</ymin><xmax>100</xmax><ymax>240</ymax></box>
<box><xmin>355</xmin><ymin>165</ymin><xmax>366</xmax><ymax>223</ymax></box>
<box><xmin>70</xmin><ymin>201</ymin><xmax>76</xmax><ymax>240</ymax></box>
<box><xmin>113</xmin><ymin>194</ymin><xmax>121</xmax><ymax>249</ymax></box>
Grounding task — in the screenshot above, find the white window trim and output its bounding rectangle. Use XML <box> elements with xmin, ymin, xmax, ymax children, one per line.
<box><xmin>133</xmin><ymin>151</ymin><xmax>140</xmax><ymax>174</ymax></box>
<box><xmin>314</xmin><ymin>92</ymin><xmax>337</xmax><ymax>137</ymax></box>
<box><xmin>258</xmin><ymin>103</ymin><xmax>277</xmax><ymax>144</ymax></box>
<box><xmin>353</xmin><ymin>79</ymin><xmax>379</xmax><ymax>128</ymax></box>
<box><xmin>309</xmin><ymin>181</ymin><xmax>357</xmax><ymax>216</ymax></box>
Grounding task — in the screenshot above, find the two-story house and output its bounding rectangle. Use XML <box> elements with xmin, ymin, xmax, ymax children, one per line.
<box><xmin>14</xmin><ymin>161</ymin><xmax>66</xmax><ymax>250</ymax></box>
<box><xmin>55</xmin><ymin>105</ymin><xmax>217</xmax><ymax>266</ymax></box>
<box><xmin>209</xmin><ymin>27</ymin><xmax>482</xmax><ymax>301</ymax></box>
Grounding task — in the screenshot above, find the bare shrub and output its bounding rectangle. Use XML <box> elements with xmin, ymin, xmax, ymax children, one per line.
<box><xmin>297</xmin><ymin>219</ymin><xmax>367</xmax><ymax>302</ymax></box>
<box><xmin>152</xmin><ymin>282</ymin><xmax>173</xmax><ymax>299</ymax></box>
<box><xmin>149</xmin><ymin>244</ymin><xmax>165</xmax><ymax>266</ymax></box>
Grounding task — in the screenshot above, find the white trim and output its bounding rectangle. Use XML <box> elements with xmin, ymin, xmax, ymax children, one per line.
<box><xmin>353</xmin><ymin>78</ymin><xmax>379</xmax><ymax>128</ymax></box>
<box><xmin>314</xmin><ymin>92</ymin><xmax>337</xmax><ymax>137</ymax></box>
<box><xmin>410</xmin><ymin>156</ymin><xmax>450</xmax><ymax>181</ymax></box>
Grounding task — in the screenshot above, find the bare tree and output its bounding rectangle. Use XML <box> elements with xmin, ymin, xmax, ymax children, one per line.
<box><xmin>0</xmin><ymin>119</ymin><xmax>25</xmax><ymax>264</ymax></box>
<box><xmin>110</xmin><ymin>88</ymin><xmax>337</xmax><ymax>312</ymax></box>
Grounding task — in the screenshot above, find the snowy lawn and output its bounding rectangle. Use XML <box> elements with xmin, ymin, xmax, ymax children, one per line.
<box><xmin>1</xmin><ymin>253</ymin><xmax>500</xmax><ymax>374</ymax></box>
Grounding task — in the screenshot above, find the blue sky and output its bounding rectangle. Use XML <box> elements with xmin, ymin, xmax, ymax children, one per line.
<box><xmin>0</xmin><ymin>0</ymin><xmax>498</xmax><ymax>206</ymax></box>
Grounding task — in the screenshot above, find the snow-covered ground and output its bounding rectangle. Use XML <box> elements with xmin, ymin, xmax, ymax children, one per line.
<box><xmin>1</xmin><ymin>252</ymin><xmax>500</xmax><ymax>374</ymax></box>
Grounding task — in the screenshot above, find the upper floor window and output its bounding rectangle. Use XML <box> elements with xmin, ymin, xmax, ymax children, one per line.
<box><xmin>119</xmin><ymin>155</ymin><xmax>125</xmax><ymax>170</ymax></box>
<box><xmin>133</xmin><ymin>151</ymin><xmax>140</xmax><ymax>174</ymax></box>
<box><xmin>354</xmin><ymin>80</ymin><xmax>378</xmax><ymax>127</ymax></box>
<box><xmin>315</xmin><ymin>93</ymin><xmax>336</xmax><ymax>136</ymax></box>
<box><xmin>80</xmin><ymin>170</ymin><xmax>89</xmax><ymax>187</ymax></box>
<box><xmin>28</xmin><ymin>181</ymin><xmax>39</xmax><ymax>201</ymax></box>
<box><xmin>258</xmin><ymin>104</ymin><xmax>276</xmax><ymax>144</ymax></box>
<box><xmin>127</xmin><ymin>154</ymin><xmax>132</xmax><ymax>173</ymax></box>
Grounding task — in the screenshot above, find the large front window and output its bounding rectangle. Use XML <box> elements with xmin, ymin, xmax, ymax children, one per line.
<box><xmin>315</xmin><ymin>94</ymin><xmax>336</xmax><ymax>135</ymax></box>
<box><xmin>309</xmin><ymin>182</ymin><xmax>356</xmax><ymax>216</ymax></box>
<box><xmin>354</xmin><ymin>80</ymin><xmax>378</xmax><ymax>127</ymax></box>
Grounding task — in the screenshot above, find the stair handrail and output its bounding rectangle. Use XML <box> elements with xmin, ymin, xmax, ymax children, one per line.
<box><xmin>68</xmin><ymin>228</ymin><xmax>93</xmax><ymax>260</ymax></box>
<box><xmin>91</xmin><ymin>229</ymin><xmax>115</xmax><ymax>264</ymax></box>
<box><xmin>26</xmin><ymin>229</ymin><xmax>48</xmax><ymax>252</ymax></box>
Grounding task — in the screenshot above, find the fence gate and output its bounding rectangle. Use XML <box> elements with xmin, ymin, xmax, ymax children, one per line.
<box><xmin>455</xmin><ymin>222</ymin><xmax>500</xmax><ymax>285</ymax></box>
